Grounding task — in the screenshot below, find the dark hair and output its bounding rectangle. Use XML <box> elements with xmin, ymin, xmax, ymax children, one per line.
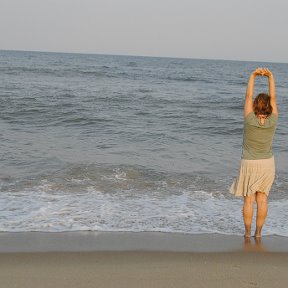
<box><xmin>253</xmin><ymin>93</ymin><xmax>273</xmax><ymax>116</ymax></box>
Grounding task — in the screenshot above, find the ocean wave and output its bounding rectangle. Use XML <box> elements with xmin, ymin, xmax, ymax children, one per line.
<box><xmin>1</xmin><ymin>183</ymin><xmax>287</xmax><ymax>236</ymax></box>
<box><xmin>1</xmin><ymin>66</ymin><xmax>62</xmax><ymax>76</ymax></box>
<box><xmin>53</xmin><ymin>116</ymin><xmax>113</xmax><ymax>127</ymax></box>
<box><xmin>1</xmin><ymin>66</ymin><xmax>121</xmax><ymax>79</ymax></box>
<box><xmin>1</xmin><ymin>163</ymin><xmax>287</xmax><ymax>235</ymax></box>
<box><xmin>166</xmin><ymin>75</ymin><xmax>215</xmax><ymax>84</ymax></box>
<box><xmin>126</xmin><ymin>61</ymin><xmax>137</xmax><ymax>67</ymax></box>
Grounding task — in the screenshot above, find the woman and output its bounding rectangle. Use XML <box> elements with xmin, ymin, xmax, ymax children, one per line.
<box><xmin>230</xmin><ymin>67</ymin><xmax>278</xmax><ymax>238</ymax></box>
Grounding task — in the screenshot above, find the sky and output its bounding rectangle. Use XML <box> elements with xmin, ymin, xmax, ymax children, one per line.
<box><xmin>0</xmin><ymin>0</ymin><xmax>287</xmax><ymax>62</ymax></box>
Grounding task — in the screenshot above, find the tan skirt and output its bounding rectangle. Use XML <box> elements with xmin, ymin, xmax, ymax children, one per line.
<box><xmin>230</xmin><ymin>156</ymin><xmax>275</xmax><ymax>197</ymax></box>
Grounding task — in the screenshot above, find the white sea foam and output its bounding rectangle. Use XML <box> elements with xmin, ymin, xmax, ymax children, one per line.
<box><xmin>1</xmin><ymin>184</ymin><xmax>288</xmax><ymax>236</ymax></box>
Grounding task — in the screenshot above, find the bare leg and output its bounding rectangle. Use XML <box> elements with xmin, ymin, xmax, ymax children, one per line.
<box><xmin>255</xmin><ymin>192</ymin><xmax>268</xmax><ymax>238</ymax></box>
<box><xmin>243</xmin><ymin>194</ymin><xmax>255</xmax><ymax>237</ymax></box>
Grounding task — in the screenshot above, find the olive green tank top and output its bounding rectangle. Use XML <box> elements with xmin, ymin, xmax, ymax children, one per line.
<box><xmin>242</xmin><ymin>112</ymin><xmax>278</xmax><ymax>160</ymax></box>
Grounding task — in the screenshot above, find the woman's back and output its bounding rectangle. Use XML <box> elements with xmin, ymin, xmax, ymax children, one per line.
<box><xmin>242</xmin><ymin>112</ymin><xmax>278</xmax><ymax>160</ymax></box>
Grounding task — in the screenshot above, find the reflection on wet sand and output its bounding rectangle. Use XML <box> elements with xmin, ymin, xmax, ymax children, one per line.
<box><xmin>243</xmin><ymin>237</ymin><xmax>266</xmax><ymax>252</ymax></box>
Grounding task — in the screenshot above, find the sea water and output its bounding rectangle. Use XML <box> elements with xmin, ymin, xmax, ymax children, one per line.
<box><xmin>0</xmin><ymin>50</ymin><xmax>287</xmax><ymax>235</ymax></box>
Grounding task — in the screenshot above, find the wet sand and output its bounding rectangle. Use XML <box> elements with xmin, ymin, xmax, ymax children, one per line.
<box><xmin>1</xmin><ymin>232</ymin><xmax>288</xmax><ymax>288</ymax></box>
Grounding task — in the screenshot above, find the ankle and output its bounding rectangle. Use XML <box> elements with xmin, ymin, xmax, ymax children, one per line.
<box><xmin>255</xmin><ymin>227</ymin><xmax>262</xmax><ymax>238</ymax></box>
<box><xmin>245</xmin><ymin>227</ymin><xmax>251</xmax><ymax>237</ymax></box>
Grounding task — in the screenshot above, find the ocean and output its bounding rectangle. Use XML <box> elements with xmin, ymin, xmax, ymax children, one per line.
<box><xmin>0</xmin><ymin>50</ymin><xmax>287</xmax><ymax>236</ymax></box>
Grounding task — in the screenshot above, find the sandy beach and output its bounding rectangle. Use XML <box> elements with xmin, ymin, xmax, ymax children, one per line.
<box><xmin>1</xmin><ymin>232</ymin><xmax>288</xmax><ymax>288</ymax></box>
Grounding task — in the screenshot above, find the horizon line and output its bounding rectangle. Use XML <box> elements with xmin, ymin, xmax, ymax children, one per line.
<box><xmin>1</xmin><ymin>48</ymin><xmax>287</xmax><ymax>65</ymax></box>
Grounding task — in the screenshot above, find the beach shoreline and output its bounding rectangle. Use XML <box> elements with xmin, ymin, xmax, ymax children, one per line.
<box><xmin>1</xmin><ymin>231</ymin><xmax>288</xmax><ymax>253</ymax></box>
<box><xmin>1</xmin><ymin>232</ymin><xmax>288</xmax><ymax>288</ymax></box>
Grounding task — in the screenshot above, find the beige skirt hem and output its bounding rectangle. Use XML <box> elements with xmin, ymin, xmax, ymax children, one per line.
<box><xmin>230</xmin><ymin>156</ymin><xmax>275</xmax><ymax>197</ymax></box>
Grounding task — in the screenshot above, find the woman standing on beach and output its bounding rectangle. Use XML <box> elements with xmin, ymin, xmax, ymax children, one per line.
<box><xmin>230</xmin><ymin>67</ymin><xmax>278</xmax><ymax>238</ymax></box>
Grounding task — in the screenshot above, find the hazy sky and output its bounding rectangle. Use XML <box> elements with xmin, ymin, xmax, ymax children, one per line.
<box><xmin>1</xmin><ymin>0</ymin><xmax>287</xmax><ymax>62</ymax></box>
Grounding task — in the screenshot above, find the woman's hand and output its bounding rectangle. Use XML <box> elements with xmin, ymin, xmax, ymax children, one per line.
<box><xmin>252</xmin><ymin>67</ymin><xmax>265</xmax><ymax>77</ymax></box>
<box><xmin>252</xmin><ymin>67</ymin><xmax>273</xmax><ymax>78</ymax></box>
<box><xmin>262</xmin><ymin>68</ymin><xmax>274</xmax><ymax>78</ymax></box>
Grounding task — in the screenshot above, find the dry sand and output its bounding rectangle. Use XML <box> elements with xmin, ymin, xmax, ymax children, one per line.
<box><xmin>1</xmin><ymin>232</ymin><xmax>288</xmax><ymax>288</ymax></box>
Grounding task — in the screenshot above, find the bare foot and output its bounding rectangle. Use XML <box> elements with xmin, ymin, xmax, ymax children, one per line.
<box><xmin>254</xmin><ymin>228</ymin><xmax>262</xmax><ymax>238</ymax></box>
<box><xmin>244</xmin><ymin>228</ymin><xmax>251</xmax><ymax>238</ymax></box>
<box><xmin>244</xmin><ymin>237</ymin><xmax>251</xmax><ymax>245</ymax></box>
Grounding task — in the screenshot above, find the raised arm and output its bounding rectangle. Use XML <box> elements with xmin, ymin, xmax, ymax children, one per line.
<box><xmin>263</xmin><ymin>68</ymin><xmax>278</xmax><ymax>116</ymax></box>
<box><xmin>244</xmin><ymin>68</ymin><xmax>263</xmax><ymax>117</ymax></box>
